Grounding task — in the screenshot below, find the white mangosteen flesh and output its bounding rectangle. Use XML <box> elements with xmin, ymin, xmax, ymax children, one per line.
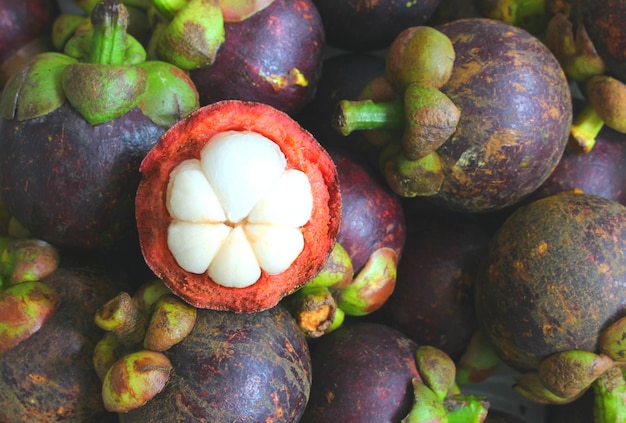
<box><xmin>165</xmin><ymin>130</ymin><xmax>313</xmax><ymax>288</ymax></box>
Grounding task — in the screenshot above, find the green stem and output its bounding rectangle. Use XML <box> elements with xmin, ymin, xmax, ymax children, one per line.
<box><xmin>593</xmin><ymin>366</ymin><xmax>626</xmax><ymax>423</ymax></box>
<box><xmin>89</xmin><ymin>0</ymin><xmax>129</xmax><ymax>65</ymax></box>
<box><xmin>333</xmin><ymin>99</ymin><xmax>405</xmax><ymax>136</ymax></box>
<box><xmin>570</xmin><ymin>102</ymin><xmax>605</xmax><ymax>153</ymax></box>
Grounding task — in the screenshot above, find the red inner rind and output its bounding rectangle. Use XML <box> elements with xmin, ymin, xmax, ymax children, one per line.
<box><xmin>135</xmin><ymin>100</ymin><xmax>341</xmax><ymax>313</ymax></box>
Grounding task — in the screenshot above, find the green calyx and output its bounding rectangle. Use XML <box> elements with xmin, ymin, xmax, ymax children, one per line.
<box><xmin>94</xmin><ymin>279</ymin><xmax>197</xmax><ymax>412</ymax></box>
<box><xmin>0</xmin><ymin>236</ymin><xmax>61</xmax><ymax>355</ymax></box>
<box><xmin>1</xmin><ymin>0</ymin><xmax>199</xmax><ymax>126</ymax></box>
<box><xmin>402</xmin><ymin>346</ymin><xmax>490</xmax><ymax>423</ymax></box>
<box><xmin>148</xmin><ymin>0</ymin><xmax>225</xmax><ymax>70</ymax></box>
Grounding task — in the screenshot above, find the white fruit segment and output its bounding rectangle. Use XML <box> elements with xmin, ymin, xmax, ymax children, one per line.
<box><xmin>165</xmin><ymin>130</ymin><xmax>313</xmax><ymax>288</ymax></box>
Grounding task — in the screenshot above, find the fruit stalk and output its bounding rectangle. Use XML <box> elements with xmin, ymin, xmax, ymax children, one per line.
<box><xmin>89</xmin><ymin>0</ymin><xmax>129</xmax><ymax>65</ymax></box>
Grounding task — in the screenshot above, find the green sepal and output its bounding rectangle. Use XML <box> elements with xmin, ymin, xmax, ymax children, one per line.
<box><xmin>444</xmin><ymin>394</ymin><xmax>489</xmax><ymax>423</ymax></box>
<box><xmin>333</xmin><ymin>247</ymin><xmax>397</xmax><ymax>316</ymax></box>
<box><xmin>415</xmin><ymin>345</ymin><xmax>457</xmax><ymax>401</ymax></box>
<box><xmin>62</xmin><ymin>63</ymin><xmax>148</xmax><ymax>125</ymax></box>
<box><xmin>0</xmin><ymin>52</ymin><xmax>77</xmax><ymax>121</ymax></box>
<box><xmin>64</xmin><ymin>29</ymin><xmax>147</xmax><ymax>66</ymax></box>
<box><xmin>0</xmin><ymin>281</ymin><xmax>60</xmax><ymax>355</ymax></box>
<box><xmin>401</xmin><ymin>379</ymin><xmax>448</xmax><ymax>423</ymax></box>
<box><xmin>155</xmin><ymin>0</ymin><xmax>225</xmax><ymax>70</ymax></box>
<box><xmin>304</xmin><ymin>242</ymin><xmax>354</xmax><ymax>290</ymax></box>
<box><xmin>52</xmin><ymin>14</ymin><xmax>90</xmax><ymax>51</ymax></box>
<box><xmin>137</xmin><ymin>60</ymin><xmax>199</xmax><ymax>127</ymax></box>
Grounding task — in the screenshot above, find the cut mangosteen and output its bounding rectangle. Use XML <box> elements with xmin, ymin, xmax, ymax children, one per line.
<box><xmin>135</xmin><ymin>100</ymin><xmax>341</xmax><ymax>313</ymax></box>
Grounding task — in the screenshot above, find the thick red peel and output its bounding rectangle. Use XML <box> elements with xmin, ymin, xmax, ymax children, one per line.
<box><xmin>136</xmin><ymin>100</ymin><xmax>341</xmax><ymax>313</ymax></box>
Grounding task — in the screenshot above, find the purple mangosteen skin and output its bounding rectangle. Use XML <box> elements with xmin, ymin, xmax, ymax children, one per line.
<box><xmin>190</xmin><ymin>0</ymin><xmax>325</xmax><ymax>116</ymax></box>
<box><xmin>301</xmin><ymin>322</ymin><xmax>421</xmax><ymax>422</ymax></box>
<box><xmin>330</xmin><ymin>149</ymin><xmax>406</xmax><ymax>272</ymax></box>
<box><xmin>119</xmin><ymin>305</ymin><xmax>312</xmax><ymax>423</ymax></box>
<box><xmin>425</xmin><ymin>18</ymin><xmax>572</xmax><ymax>213</ymax></box>
<box><xmin>0</xmin><ymin>103</ymin><xmax>165</xmax><ymax>250</ymax></box>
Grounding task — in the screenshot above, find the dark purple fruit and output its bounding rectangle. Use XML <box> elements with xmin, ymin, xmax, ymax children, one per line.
<box><xmin>331</xmin><ymin>149</ymin><xmax>406</xmax><ymax>272</ymax></box>
<box><xmin>426</xmin><ymin>18</ymin><xmax>572</xmax><ymax>212</ymax></box>
<box><xmin>0</xmin><ymin>104</ymin><xmax>165</xmax><ymax>250</ymax></box>
<box><xmin>475</xmin><ymin>192</ymin><xmax>626</xmax><ymax>372</ymax></box>
<box><xmin>313</xmin><ymin>0</ymin><xmax>441</xmax><ymax>51</ymax></box>
<box><xmin>385</xmin><ymin>211</ymin><xmax>491</xmax><ymax>361</ymax></box>
<box><xmin>528</xmin><ymin>124</ymin><xmax>626</xmax><ymax>206</ymax></box>
<box><xmin>301</xmin><ymin>322</ymin><xmax>421</xmax><ymax>422</ymax></box>
<box><xmin>118</xmin><ymin>305</ymin><xmax>311</xmax><ymax>422</ymax></box>
<box><xmin>0</xmin><ymin>262</ymin><xmax>122</xmax><ymax>423</ymax></box>
<box><xmin>190</xmin><ymin>0</ymin><xmax>324</xmax><ymax>116</ymax></box>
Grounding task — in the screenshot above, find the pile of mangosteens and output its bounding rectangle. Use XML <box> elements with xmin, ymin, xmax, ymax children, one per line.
<box><xmin>3</xmin><ymin>0</ymin><xmax>626</xmax><ymax>422</ymax></box>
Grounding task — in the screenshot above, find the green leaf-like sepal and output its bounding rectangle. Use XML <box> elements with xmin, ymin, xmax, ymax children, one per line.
<box><xmin>62</xmin><ymin>63</ymin><xmax>147</xmax><ymax>125</ymax></box>
<box><xmin>0</xmin><ymin>52</ymin><xmax>77</xmax><ymax>121</ymax></box>
<box><xmin>156</xmin><ymin>0</ymin><xmax>225</xmax><ymax>70</ymax></box>
<box><xmin>137</xmin><ymin>60</ymin><xmax>199</xmax><ymax>127</ymax></box>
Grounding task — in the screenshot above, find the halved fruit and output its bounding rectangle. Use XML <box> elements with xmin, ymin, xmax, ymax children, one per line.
<box><xmin>135</xmin><ymin>100</ymin><xmax>341</xmax><ymax>313</ymax></box>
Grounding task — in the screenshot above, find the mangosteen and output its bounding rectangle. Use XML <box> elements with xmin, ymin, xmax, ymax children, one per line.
<box><xmin>528</xmin><ymin>122</ymin><xmax>626</xmax><ymax>206</ymax></box>
<box><xmin>475</xmin><ymin>192</ymin><xmax>626</xmax><ymax>416</ymax></box>
<box><xmin>475</xmin><ymin>192</ymin><xmax>626</xmax><ymax>372</ymax></box>
<box><xmin>312</xmin><ymin>0</ymin><xmax>441</xmax><ymax>52</ymax></box>
<box><xmin>0</xmin><ymin>261</ymin><xmax>124</xmax><ymax>423</ymax></box>
<box><xmin>0</xmin><ymin>0</ymin><xmax>199</xmax><ymax>251</ymax></box>
<box><xmin>384</xmin><ymin>211</ymin><xmax>491</xmax><ymax>362</ymax></box>
<box><xmin>0</xmin><ymin>0</ymin><xmax>58</xmax><ymax>86</ymax></box>
<box><xmin>134</xmin><ymin>100</ymin><xmax>342</xmax><ymax>313</ymax></box>
<box><xmin>301</xmin><ymin>322</ymin><xmax>489</xmax><ymax>422</ymax></box>
<box><xmin>333</xmin><ymin>19</ymin><xmax>572</xmax><ymax>213</ymax></box>
<box><xmin>150</xmin><ymin>0</ymin><xmax>325</xmax><ymax>115</ymax></box>
<box><xmin>283</xmin><ymin>147</ymin><xmax>405</xmax><ymax>337</ymax></box>
<box><xmin>100</xmin><ymin>300</ymin><xmax>312</xmax><ymax>422</ymax></box>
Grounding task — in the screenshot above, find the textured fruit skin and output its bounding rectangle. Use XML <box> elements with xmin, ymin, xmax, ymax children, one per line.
<box><xmin>0</xmin><ymin>104</ymin><xmax>165</xmax><ymax>250</ymax></box>
<box><xmin>0</xmin><ymin>264</ymin><xmax>122</xmax><ymax>423</ymax></box>
<box><xmin>475</xmin><ymin>193</ymin><xmax>626</xmax><ymax>372</ymax></box>
<box><xmin>301</xmin><ymin>322</ymin><xmax>421</xmax><ymax>422</ymax></box>
<box><xmin>190</xmin><ymin>0</ymin><xmax>324</xmax><ymax>116</ymax></box>
<box><xmin>426</xmin><ymin>18</ymin><xmax>572</xmax><ymax>213</ymax></box>
<box><xmin>119</xmin><ymin>305</ymin><xmax>312</xmax><ymax>423</ymax></box>
<box><xmin>135</xmin><ymin>100</ymin><xmax>341</xmax><ymax>312</ymax></box>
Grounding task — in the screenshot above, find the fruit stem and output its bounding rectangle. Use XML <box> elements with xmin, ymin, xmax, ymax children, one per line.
<box><xmin>570</xmin><ymin>102</ymin><xmax>605</xmax><ymax>153</ymax></box>
<box><xmin>88</xmin><ymin>0</ymin><xmax>129</xmax><ymax>65</ymax></box>
<box><xmin>592</xmin><ymin>366</ymin><xmax>626</xmax><ymax>423</ymax></box>
<box><xmin>333</xmin><ymin>99</ymin><xmax>405</xmax><ymax>136</ymax></box>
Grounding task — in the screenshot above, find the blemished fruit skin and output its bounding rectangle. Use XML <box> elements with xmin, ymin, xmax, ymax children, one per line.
<box><xmin>475</xmin><ymin>192</ymin><xmax>626</xmax><ymax>372</ymax></box>
<box><xmin>118</xmin><ymin>305</ymin><xmax>312</xmax><ymax>423</ymax></box>
<box><xmin>190</xmin><ymin>0</ymin><xmax>325</xmax><ymax>116</ymax></box>
<box><xmin>0</xmin><ymin>264</ymin><xmax>123</xmax><ymax>423</ymax></box>
<box><xmin>425</xmin><ymin>18</ymin><xmax>573</xmax><ymax>213</ymax></box>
